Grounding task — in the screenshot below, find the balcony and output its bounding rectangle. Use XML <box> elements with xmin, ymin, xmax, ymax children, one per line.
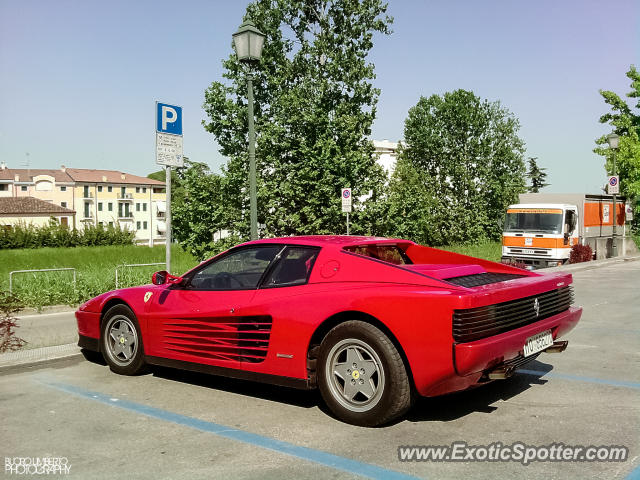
<box><xmin>82</xmin><ymin>192</ymin><xmax>94</xmax><ymax>200</ymax></box>
<box><xmin>81</xmin><ymin>212</ymin><xmax>94</xmax><ymax>221</ymax></box>
<box><xmin>118</xmin><ymin>212</ymin><xmax>133</xmax><ymax>220</ymax></box>
<box><xmin>117</xmin><ymin>193</ymin><xmax>134</xmax><ymax>201</ymax></box>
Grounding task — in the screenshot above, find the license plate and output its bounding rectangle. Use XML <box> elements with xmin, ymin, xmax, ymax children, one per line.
<box><xmin>525</xmin><ymin>238</ymin><xmax>533</xmax><ymax>246</ymax></box>
<box><xmin>523</xmin><ymin>249</ymin><xmax>535</xmax><ymax>255</ymax></box>
<box><xmin>523</xmin><ymin>330</ymin><xmax>553</xmax><ymax>357</ymax></box>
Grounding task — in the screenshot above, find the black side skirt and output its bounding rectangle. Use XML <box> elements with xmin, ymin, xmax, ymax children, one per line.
<box><xmin>145</xmin><ymin>355</ymin><xmax>312</xmax><ymax>391</ymax></box>
<box><xmin>78</xmin><ymin>335</ymin><xmax>100</xmax><ymax>352</ymax></box>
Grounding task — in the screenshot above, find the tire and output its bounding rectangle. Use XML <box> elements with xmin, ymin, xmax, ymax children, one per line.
<box><xmin>101</xmin><ymin>304</ymin><xmax>146</xmax><ymax>375</ymax></box>
<box><xmin>317</xmin><ymin>320</ymin><xmax>413</xmax><ymax>427</ymax></box>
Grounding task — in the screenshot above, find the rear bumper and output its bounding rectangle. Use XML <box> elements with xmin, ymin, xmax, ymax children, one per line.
<box><xmin>454</xmin><ymin>306</ymin><xmax>582</xmax><ymax>376</ymax></box>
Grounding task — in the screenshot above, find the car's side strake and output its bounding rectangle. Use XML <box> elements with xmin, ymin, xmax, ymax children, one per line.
<box><xmin>162</xmin><ymin>315</ymin><xmax>273</xmax><ymax>363</ymax></box>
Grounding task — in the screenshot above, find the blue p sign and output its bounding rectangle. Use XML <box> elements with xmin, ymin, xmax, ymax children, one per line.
<box><xmin>156</xmin><ymin>102</ymin><xmax>182</xmax><ymax>135</ymax></box>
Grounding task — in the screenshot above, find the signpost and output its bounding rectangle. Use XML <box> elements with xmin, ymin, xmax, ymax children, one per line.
<box><xmin>341</xmin><ymin>188</ymin><xmax>352</xmax><ymax>235</ymax></box>
<box><xmin>156</xmin><ymin>102</ymin><xmax>183</xmax><ymax>273</ymax></box>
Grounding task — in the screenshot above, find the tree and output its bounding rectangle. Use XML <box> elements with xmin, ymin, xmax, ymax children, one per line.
<box><xmin>526</xmin><ymin>157</ymin><xmax>549</xmax><ymax>192</ymax></box>
<box><xmin>170</xmin><ymin>161</ymin><xmax>233</xmax><ymax>260</ymax></box>
<box><xmin>388</xmin><ymin>89</ymin><xmax>526</xmax><ymax>245</ymax></box>
<box><xmin>202</xmin><ymin>0</ymin><xmax>392</xmax><ymax>239</ymax></box>
<box><xmin>594</xmin><ymin>65</ymin><xmax>640</xmax><ymax>230</ymax></box>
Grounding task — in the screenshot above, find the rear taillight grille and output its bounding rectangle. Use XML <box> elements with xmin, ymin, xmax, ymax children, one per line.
<box><xmin>453</xmin><ymin>286</ymin><xmax>573</xmax><ymax>342</ymax></box>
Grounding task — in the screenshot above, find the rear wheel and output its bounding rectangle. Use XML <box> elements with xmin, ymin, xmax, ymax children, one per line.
<box><xmin>101</xmin><ymin>304</ymin><xmax>146</xmax><ymax>375</ymax></box>
<box><xmin>317</xmin><ymin>320</ymin><xmax>413</xmax><ymax>427</ymax></box>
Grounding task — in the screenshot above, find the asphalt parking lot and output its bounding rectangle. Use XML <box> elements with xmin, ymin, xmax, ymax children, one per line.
<box><xmin>2</xmin><ymin>260</ymin><xmax>639</xmax><ymax>479</ymax></box>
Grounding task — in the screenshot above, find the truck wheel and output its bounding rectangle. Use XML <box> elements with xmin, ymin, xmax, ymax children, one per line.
<box><xmin>317</xmin><ymin>320</ymin><xmax>413</xmax><ymax>427</ymax></box>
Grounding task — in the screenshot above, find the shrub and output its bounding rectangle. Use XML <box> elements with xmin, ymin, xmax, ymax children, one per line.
<box><xmin>569</xmin><ymin>244</ymin><xmax>593</xmax><ymax>264</ymax></box>
<box><xmin>0</xmin><ymin>220</ymin><xmax>135</xmax><ymax>249</ymax></box>
<box><xmin>0</xmin><ymin>291</ymin><xmax>26</xmax><ymax>352</ymax></box>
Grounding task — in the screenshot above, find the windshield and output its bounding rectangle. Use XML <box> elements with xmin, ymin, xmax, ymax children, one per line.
<box><xmin>504</xmin><ymin>209</ymin><xmax>563</xmax><ymax>234</ymax></box>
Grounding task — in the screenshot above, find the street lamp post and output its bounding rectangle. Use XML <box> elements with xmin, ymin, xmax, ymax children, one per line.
<box><xmin>232</xmin><ymin>19</ymin><xmax>265</xmax><ymax>240</ymax></box>
<box><xmin>607</xmin><ymin>133</ymin><xmax>619</xmax><ymax>257</ymax></box>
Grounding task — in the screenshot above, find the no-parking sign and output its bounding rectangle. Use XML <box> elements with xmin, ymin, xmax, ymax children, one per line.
<box><xmin>607</xmin><ymin>175</ymin><xmax>619</xmax><ymax>195</ymax></box>
<box><xmin>341</xmin><ymin>188</ymin><xmax>352</xmax><ymax>213</ymax></box>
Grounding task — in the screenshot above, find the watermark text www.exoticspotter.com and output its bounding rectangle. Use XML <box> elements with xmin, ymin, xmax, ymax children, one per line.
<box><xmin>398</xmin><ymin>442</ymin><xmax>628</xmax><ymax>466</ymax></box>
<box><xmin>5</xmin><ymin>457</ymin><xmax>71</xmax><ymax>475</ymax></box>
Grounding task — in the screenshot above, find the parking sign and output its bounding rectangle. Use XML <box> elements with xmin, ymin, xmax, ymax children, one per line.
<box><xmin>156</xmin><ymin>103</ymin><xmax>182</xmax><ymax>135</ymax></box>
<box><xmin>156</xmin><ymin>102</ymin><xmax>183</xmax><ymax>167</ymax></box>
<box><xmin>607</xmin><ymin>176</ymin><xmax>619</xmax><ymax>195</ymax></box>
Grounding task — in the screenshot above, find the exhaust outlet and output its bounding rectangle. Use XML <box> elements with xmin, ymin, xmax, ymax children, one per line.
<box><xmin>487</xmin><ymin>366</ymin><xmax>515</xmax><ymax>380</ymax></box>
<box><xmin>544</xmin><ymin>341</ymin><xmax>568</xmax><ymax>353</ymax></box>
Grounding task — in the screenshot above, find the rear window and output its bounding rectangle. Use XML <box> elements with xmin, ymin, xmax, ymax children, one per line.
<box><xmin>344</xmin><ymin>245</ymin><xmax>412</xmax><ymax>265</ymax></box>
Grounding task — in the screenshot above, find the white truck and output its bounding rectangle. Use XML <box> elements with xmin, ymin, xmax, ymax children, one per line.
<box><xmin>501</xmin><ymin>193</ymin><xmax>635</xmax><ymax>269</ymax></box>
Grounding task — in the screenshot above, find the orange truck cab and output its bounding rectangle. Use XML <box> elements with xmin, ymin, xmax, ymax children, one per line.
<box><xmin>502</xmin><ymin>193</ymin><xmax>632</xmax><ymax>269</ymax></box>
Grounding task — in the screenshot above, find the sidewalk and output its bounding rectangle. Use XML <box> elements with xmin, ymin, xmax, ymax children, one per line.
<box><xmin>0</xmin><ymin>343</ymin><xmax>81</xmax><ymax>372</ymax></box>
<box><xmin>545</xmin><ymin>253</ymin><xmax>640</xmax><ymax>273</ymax></box>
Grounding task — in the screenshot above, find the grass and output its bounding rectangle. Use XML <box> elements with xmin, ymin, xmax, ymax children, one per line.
<box><xmin>0</xmin><ymin>245</ymin><xmax>199</xmax><ymax>308</ymax></box>
<box><xmin>437</xmin><ymin>241</ymin><xmax>502</xmax><ymax>262</ymax></box>
<box><xmin>0</xmin><ymin>240</ymin><xmax>503</xmax><ymax>308</ymax></box>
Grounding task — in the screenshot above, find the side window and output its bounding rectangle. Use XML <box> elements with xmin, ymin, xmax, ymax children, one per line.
<box><xmin>565</xmin><ymin>210</ymin><xmax>577</xmax><ymax>234</ymax></box>
<box><xmin>188</xmin><ymin>246</ymin><xmax>281</xmax><ymax>290</ymax></box>
<box><xmin>261</xmin><ymin>247</ymin><xmax>319</xmax><ymax>288</ymax></box>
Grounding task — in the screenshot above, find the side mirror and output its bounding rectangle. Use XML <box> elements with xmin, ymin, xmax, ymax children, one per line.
<box><xmin>563</xmin><ymin>233</ymin><xmax>569</xmax><ymax>245</ymax></box>
<box><xmin>152</xmin><ymin>270</ymin><xmax>184</xmax><ymax>286</ymax></box>
<box><xmin>152</xmin><ymin>271</ymin><xmax>168</xmax><ymax>285</ymax></box>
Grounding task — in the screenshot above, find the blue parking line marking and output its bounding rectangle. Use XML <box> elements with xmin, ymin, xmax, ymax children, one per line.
<box><xmin>626</xmin><ymin>463</ymin><xmax>640</xmax><ymax>480</ymax></box>
<box><xmin>40</xmin><ymin>380</ymin><xmax>420</xmax><ymax>480</ymax></box>
<box><xmin>518</xmin><ymin>369</ymin><xmax>640</xmax><ymax>390</ymax></box>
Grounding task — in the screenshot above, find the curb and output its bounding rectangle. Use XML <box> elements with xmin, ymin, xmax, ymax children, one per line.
<box><xmin>544</xmin><ymin>254</ymin><xmax>640</xmax><ymax>273</ymax></box>
<box><xmin>17</xmin><ymin>305</ymin><xmax>79</xmax><ymax>317</ymax></box>
<box><xmin>0</xmin><ymin>343</ymin><xmax>82</xmax><ymax>372</ymax></box>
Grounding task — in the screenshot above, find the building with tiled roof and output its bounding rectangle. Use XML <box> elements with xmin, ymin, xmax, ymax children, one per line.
<box><xmin>0</xmin><ymin>164</ymin><xmax>166</xmax><ymax>244</ymax></box>
<box><xmin>0</xmin><ymin>196</ymin><xmax>76</xmax><ymax>228</ymax></box>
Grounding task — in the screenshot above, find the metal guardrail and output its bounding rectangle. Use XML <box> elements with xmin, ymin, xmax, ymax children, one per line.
<box><xmin>115</xmin><ymin>263</ymin><xmax>165</xmax><ymax>289</ymax></box>
<box><xmin>9</xmin><ymin>268</ymin><xmax>76</xmax><ymax>294</ymax></box>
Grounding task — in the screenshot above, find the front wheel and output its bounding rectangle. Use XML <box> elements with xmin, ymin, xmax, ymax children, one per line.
<box><xmin>101</xmin><ymin>304</ymin><xmax>146</xmax><ymax>375</ymax></box>
<box><xmin>317</xmin><ymin>320</ymin><xmax>413</xmax><ymax>427</ymax></box>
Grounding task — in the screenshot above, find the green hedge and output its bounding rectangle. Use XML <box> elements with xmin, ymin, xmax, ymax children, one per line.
<box><xmin>0</xmin><ymin>220</ymin><xmax>135</xmax><ymax>249</ymax></box>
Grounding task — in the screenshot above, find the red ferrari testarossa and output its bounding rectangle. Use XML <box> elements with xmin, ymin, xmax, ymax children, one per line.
<box><xmin>77</xmin><ymin>236</ymin><xmax>581</xmax><ymax>426</ymax></box>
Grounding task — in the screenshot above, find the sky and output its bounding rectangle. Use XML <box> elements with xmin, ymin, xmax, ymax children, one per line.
<box><xmin>0</xmin><ymin>0</ymin><xmax>638</xmax><ymax>193</ymax></box>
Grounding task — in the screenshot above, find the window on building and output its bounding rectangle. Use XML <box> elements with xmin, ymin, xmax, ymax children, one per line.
<box><xmin>21</xmin><ymin>186</ymin><xmax>28</xmax><ymax>191</ymax></box>
<box><xmin>143</xmin><ymin>203</ymin><xmax>147</xmax><ymax>212</ymax></box>
<box><xmin>0</xmin><ymin>184</ymin><xmax>7</xmax><ymax>191</ymax></box>
<box><xmin>84</xmin><ymin>202</ymin><xmax>90</xmax><ymax>218</ymax></box>
<box><xmin>60</xmin><ymin>186</ymin><xmax>66</xmax><ymax>192</ymax></box>
<box><xmin>121</xmin><ymin>187</ymin><xmax>126</xmax><ymax>197</ymax></box>
<box><xmin>98</xmin><ymin>186</ymin><xmax>103</xmax><ymax>192</ymax></box>
<box><xmin>136</xmin><ymin>221</ymin><xmax>141</xmax><ymax>229</ymax></box>
<box><xmin>83</xmin><ymin>185</ymin><xmax>89</xmax><ymax>197</ymax></box>
<box><xmin>109</xmin><ymin>221</ymin><xmax>113</xmax><ymax>226</ymax></box>
<box><xmin>143</xmin><ymin>187</ymin><xmax>147</xmax><ymax>194</ymax></box>
<box><xmin>99</xmin><ymin>221</ymin><xmax>103</xmax><ymax>226</ymax></box>
<box><xmin>136</xmin><ymin>203</ymin><xmax>140</xmax><ymax>212</ymax></box>
<box><xmin>108</xmin><ymin>186</ymin><xmax>112</xmax><ymax>193</ymax></box>
<box><xmin>98</xmin><ymin>202</ymin><xmax>103</xmax><ymax>211</ymax></box>
<box><xmin>108</xmin><ymin>202</ymin><xmax>113</xmax><ymax>211</ymax></box>
<box><xmin>136</xmin><ymin>187</ymin><xmax>140</xmax><ymax>193</ymax></box>
<box><xmin>61</xmin><ymin>202</ymin><xmax>67</xmax><ymax>208</ymax></box>
<box><xmin>143</xmin><ymin>221</ymin><xmax>148</xmax><ymax>229</ymax></box>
